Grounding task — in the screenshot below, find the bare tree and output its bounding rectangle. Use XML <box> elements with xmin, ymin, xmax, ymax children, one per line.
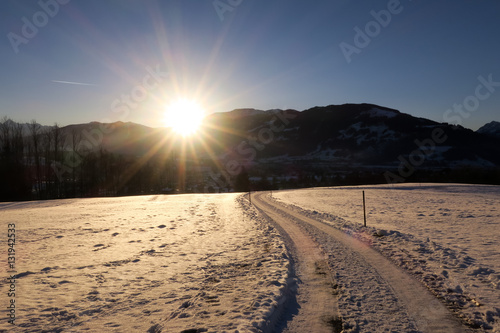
<box><xmin>29</xmin><ymin>120</ymin><xmax>42</xmax><ymax>199</ymax></box>
<box><xmin>43</xmin><ymin>127</ymin><xmax>53</xmax><ymax>198</ymax></box>
<box><xmin>12</xmin><ymin>122</ymin><xmax>25</xmax><ymax>161</ymax></box>
<box><xmin>52</xmin><ymin>123</ymin><xmax>63</xmax><ymax>198</ymax></box>
<box><xmin>70</xmin><ymin>127</ymin><xmax>82</xmax><ymax>197</ymax></box>
<box><xmin>0</xmin><ymin>116</ymin><xmax>12</xmax><ymax>155</ymax></box>
<box><xmin>0</xmin><ymin>118</ymin><xmax>30</xmax><ymax>201</ymax></box>
<box><xmin>0</xmin><ymin>117</ymin><xmax>12</xmax><ymax>200</ymax></box>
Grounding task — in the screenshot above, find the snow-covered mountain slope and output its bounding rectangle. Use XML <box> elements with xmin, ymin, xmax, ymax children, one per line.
<box><xmin>200</xmin><ymin>103</ymin><xmax>500</xmax><ymax>169</ymax></box>
<box><xmin>477</xmin><ymin>121</ymin><xmax>500</xmax><ymax>139</ymax></box>
<box><xmin>11</xmin><ymin>104</ymin><xmax>500</xmax><ymax>169</ymax></box>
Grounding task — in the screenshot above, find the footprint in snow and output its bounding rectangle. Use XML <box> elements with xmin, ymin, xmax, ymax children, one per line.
<box><xmin>41</xmin><ymin>266</ymin><xmax>59</xmax><ymax>272</ymax></box>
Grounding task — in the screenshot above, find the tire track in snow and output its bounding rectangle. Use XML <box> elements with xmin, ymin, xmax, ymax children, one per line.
<box><xmin>253</xmin><ymin>193</ymin><xmax>341</xmax><ymax>333</ymax></box>
<box><xmin>254</xmin><ymin>193</ymin><xmax>471</xmax><ymax>333</ymax></box>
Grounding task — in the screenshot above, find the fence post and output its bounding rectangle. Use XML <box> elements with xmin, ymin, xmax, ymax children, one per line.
<box><xmin>363</xmin><ymin>190</ymin><xmax>367</xmax><ymax>227</ymax></box>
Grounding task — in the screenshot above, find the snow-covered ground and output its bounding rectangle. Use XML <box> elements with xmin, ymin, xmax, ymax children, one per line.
<box><xmin>273</xmin><ymin>183</ymin><xmax>500</xmax><ymax>331</ymax></box>
<box><xmin>0</xmin><ymin>194</ymin><xmax>290</xmax><ymax>332</ymax></box>
<box><xmin>2</xmin><ymin>184</ymin><xmax>498</xmax><ymax>332</ymax></box>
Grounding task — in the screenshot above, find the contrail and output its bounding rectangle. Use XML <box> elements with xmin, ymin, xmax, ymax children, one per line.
<box><xmin>51</xmin><ymin>80</ymin><xmax>96</xmax><ymax>86</ymax></box>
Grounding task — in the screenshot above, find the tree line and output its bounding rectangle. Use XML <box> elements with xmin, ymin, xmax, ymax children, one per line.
<box><xmin>0</xmin><ymin>118</ymin><xmax>185</xmax><ymax>201</ymax></box>
<box><xmin>2</xmin><ymin>117</ymin><xmax>498</xmax><ymax>202</ymax></box>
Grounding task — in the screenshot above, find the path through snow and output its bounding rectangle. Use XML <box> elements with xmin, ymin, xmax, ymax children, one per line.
<box><xmin>273</xmin><ymin>184</ymin><xmax>500</xmax><ymax>331</ymax></box>
<box><xmin>256</xmin><ymin>192</ymin><xmax>471</xmax><ymax>332</ymax></box>
<box><xmin>253</xmin><ymin>193</ymin><xmax>340</xmax><ymax>333</ymax></box>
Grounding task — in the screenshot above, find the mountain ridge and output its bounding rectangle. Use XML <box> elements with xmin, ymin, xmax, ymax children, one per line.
<box><xmin>2</xmin><ymin>103</ymin><xmax>499</xmax><ymax>201</ymax></box>
<box><xmin>477</xmin><ymin>120</ymin><xmax>500</xmax><ymax>139</ymax></box>
<box><xmin>8</xmin><ymin>103</ymin><xmax>499</xmax><ymax>168</ymax></box>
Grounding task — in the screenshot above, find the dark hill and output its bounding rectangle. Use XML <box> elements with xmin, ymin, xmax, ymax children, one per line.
<box><xmin>198</xmin><ymin>104</ymin><xmax>500</xmax><ymax>170</ymax></box>
<box><xmin>2</xmin><ymin>103</ymin><xmax>499</xmax><ymax>200</ymax></box>
<box><xmin>477</xmin><ymin>121</ymin><xmax>500</xmax><ymax>139</ymax></box>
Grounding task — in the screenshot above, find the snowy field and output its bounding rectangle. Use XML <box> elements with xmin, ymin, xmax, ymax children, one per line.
<box><xmin>273</xmin><ymin>183</ymin><xmax>500</xmax><ymax>331</ymax></box>
<box><xmin>0</xmin><ymin>194</ymin><xmax>289</xmax><ymax>332</ymax></box>
<box><xmin>2</xmin><ymin>184</ymin><xmax>499</xmax><ymax>332</ymax></box>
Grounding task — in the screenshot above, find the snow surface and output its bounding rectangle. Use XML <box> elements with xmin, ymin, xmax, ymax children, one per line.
<box><xmin>0</xmin><ymin>194</ymin><xmax>290</xmax><ymax>332</ymax></box>
<box><xmin>477</xmin><ymin>121</ymin><xmax>500</xmax><ymax>137</ymax></box>
<box><xmin>273</xmin><ymin>183</ymin><xmax>500</xmax><ymax>331</ymax></box>
<box><xmin>2</xmin><ymin>184</ymin><xmax>498</xmax><ymax>332</ymax></box>
<box><xmin>363</xmin><ymin>108</ymin><xmax>398</xmax><ymax>119</ymax></box>
<box><xmin>337</xmin><ymin>122</ymin><xmax>397</xmax><ymax>144</ymax></box>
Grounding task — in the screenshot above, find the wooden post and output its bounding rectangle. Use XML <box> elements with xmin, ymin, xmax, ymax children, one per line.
<box><xmin>363</xmin><ymin>190</ymin><xmax>367</xmax><ymax>227</ymax></box>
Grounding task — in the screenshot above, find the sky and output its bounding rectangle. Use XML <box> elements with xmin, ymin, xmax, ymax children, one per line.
<box><xmin>1</xmin><ymin>0</ymin><xmax>499</xmax><ymax>130</ymax></box>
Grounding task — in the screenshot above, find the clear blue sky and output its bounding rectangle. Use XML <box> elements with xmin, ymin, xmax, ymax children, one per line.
<box><xmin>1</xmin><ymin>0</ymin><xmax>499</xmax><ymax>130</ymax></box>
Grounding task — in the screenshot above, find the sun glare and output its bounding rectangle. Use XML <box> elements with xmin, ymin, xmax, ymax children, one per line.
<box><xmin>164</xmin><ymin>99</ymin><xmax>205</xmax><ymax>136</ymax></box>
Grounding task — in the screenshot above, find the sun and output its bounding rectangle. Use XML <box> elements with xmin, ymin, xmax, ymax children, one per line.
<box><xmin>163</xmin><ymin>99</ymin><xmax>205</xmax><ymax>136</ymax></box>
